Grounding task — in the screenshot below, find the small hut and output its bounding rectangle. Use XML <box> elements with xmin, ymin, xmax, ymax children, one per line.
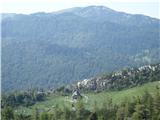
<box><xmin>71</xmin><ymin>89</ymin><xmax>82</xmax><ymax>100</ymax></box>
<box><xmin>71</xmin><ymin>88</ymin><xmax>83</xmax><ymax>111</ymax></box>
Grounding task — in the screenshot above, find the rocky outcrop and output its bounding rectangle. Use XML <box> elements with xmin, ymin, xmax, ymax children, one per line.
<box><xmin>74</xmin><ymin>63</ymin><xmax>160</xmax><ymax>91</ymax></box>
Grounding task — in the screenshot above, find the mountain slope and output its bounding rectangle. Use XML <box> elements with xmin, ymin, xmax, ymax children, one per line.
<box><xmin>2</xmin><ymin>6</ymin><xmax>160</xmax><ymax>91</ymax></box>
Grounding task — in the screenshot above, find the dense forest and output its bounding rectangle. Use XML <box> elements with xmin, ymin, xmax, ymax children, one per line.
<box><xmin>1</xmin><ymin>90</ymin><xmax>46</xmax><ymax>108</ymax></box>
<box><xmin>2</xmin><ymin>6</ymin><xmax>160</xmax><ymax>91</ymax></box>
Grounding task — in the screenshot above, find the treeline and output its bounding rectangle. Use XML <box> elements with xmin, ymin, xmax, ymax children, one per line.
<box><xmin>2</xmin><ymin>88</ymin><xmax>160</xmax><ymax>120</ymax></box>
<box><xmin>1</xmin><ymin>90</ymin><xmax>46</xmax><ymax>108</ymax></box>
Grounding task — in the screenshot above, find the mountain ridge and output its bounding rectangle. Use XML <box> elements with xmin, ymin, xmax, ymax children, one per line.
<box><xmin>2</xmin><ymin>6</ymin><xmax>159</xmax><ymax>21</ymax></box>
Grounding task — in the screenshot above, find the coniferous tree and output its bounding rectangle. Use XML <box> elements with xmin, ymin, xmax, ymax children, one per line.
<box><xmin>116</xmin><ymin>106</ymin><xmax>125</xmax><ymax>120</ymax></box>
<box><xmin>152</xmin><ymin>88</ymin><xmax>160</xmax><ymax>120</ymax></box>
<box><xmin>63</xmin><ymin>106</ymin><xmax>71</xmax><ymax>120</ymax></box>
<box><xmin>89</xmin><ymin>101</ymin><xmax>98</xmax><ymax>120</ymax></box>
<box><xmin>40</xmin><ymin>112</ymin><xmax>49</xmax><ymax>120</ymax></box>
<box><xmin>33</xmin><ymin>108</ymin><xmax>40</xmax><ymax>120</ymax></box>
<box><xmin>53</xmin><ymin>104</ymin><xmax>62</xmax><ymax>120</ymax></box>
<box><xmin>2</xmin><ymin>106</ymin><xmax>14</xmax><ymax>120</ymax></box>
<box><xmin>89</xmin><ymin>112</ymin><xmax>98</xmax><ymax>120</ymax></box>
<box><xmin>131</xmin><ymin>96</ymin><xmax>150</xmax><ymax>120</ymax></box>
<box><xmin>75</xmin><ymin>100</ymin><xmax>85</xmax><ymax>120</ymax></box>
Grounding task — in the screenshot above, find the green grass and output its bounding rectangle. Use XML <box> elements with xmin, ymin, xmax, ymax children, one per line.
<box><xmin>15</xmin><ymin>81</ymin><xmax>160</xmax><ymax>115</ymax></box>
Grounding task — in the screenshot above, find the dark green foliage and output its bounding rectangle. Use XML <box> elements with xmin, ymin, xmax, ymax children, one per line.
<box><xmin>40</xmin><ymin>112</ymin><xmax>49</xmax><ymax>120</ymax></box>
<box><xmin>2</xmin><ymin>106</ymin><xmax>14</xmax><ymax>120</ymax></box>
<box><xmin>14</xmin><ymin>114</ymin><xmax>32</xmax><ymax>120</ymax></box>
<box><xmin>116</xmin><ymin>102</ymin><xmax>130</xmax><ymax>120</ymax></box>
<box><xmin>152</xmin><ymin>88</ymin><xmax>160</xmax><ymax>120</ymax></box>
<box><xmin>99</xmin><ymin>100</ymin><xmax>117</xmax><ymax>120</ymax></box>
<box><xmin>131</xmin><ymin>103</ymin><xmax>148</xmax><ymax>120</ymax></box>
<box><xmin>1</xmin><ymin>90</ymin><xmax>46</xmax><ymax>108</ymax></box>
<box><xmin>75</xmin><ymin>100</ymin><xmax>89</xmax><ymax>120</ymax></box>
<box><xmin>89</xmin><ymin>112</ymin><xmax>98</xmax><ymax>120</ymax></box>
<box><xmin>33</xmin><ymin>108</ymin><xmax>40</xmax><ymax>120</ymax></box>
<box><xmin>62</xmin><ymin>106</ymin><xmax>71</xmax><ymax>120</ymax></box>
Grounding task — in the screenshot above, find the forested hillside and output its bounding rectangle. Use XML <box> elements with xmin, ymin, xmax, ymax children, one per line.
<box><xmin>2</xmin><ymin>6</ymin><xmax>160</xmax><ymax>91</ymax></box>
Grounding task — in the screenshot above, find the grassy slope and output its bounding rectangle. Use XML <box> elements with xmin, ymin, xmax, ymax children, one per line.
<box><xmin>15</xmin><ymin>81</ymin><xmax>160</xmax><ymax>115</ymax></box>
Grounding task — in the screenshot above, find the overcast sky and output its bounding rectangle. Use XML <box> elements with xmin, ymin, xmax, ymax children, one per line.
<box><xmin>0</xmin><ymin>0</ymin><xmax>159</xmax><ymax>19</ymax></box>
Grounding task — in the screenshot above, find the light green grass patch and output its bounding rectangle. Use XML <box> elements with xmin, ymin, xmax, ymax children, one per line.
<box><xmin>15</xmin><ymin>81</ymin><xmax>160</xmax><ymax>114</ymax></box>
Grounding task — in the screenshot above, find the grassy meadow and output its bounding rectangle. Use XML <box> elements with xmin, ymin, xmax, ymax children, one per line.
<box><xmin>15</xmin><ymin>81</ymin><xmax>160</xmax><ymax>115</ymax></box>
